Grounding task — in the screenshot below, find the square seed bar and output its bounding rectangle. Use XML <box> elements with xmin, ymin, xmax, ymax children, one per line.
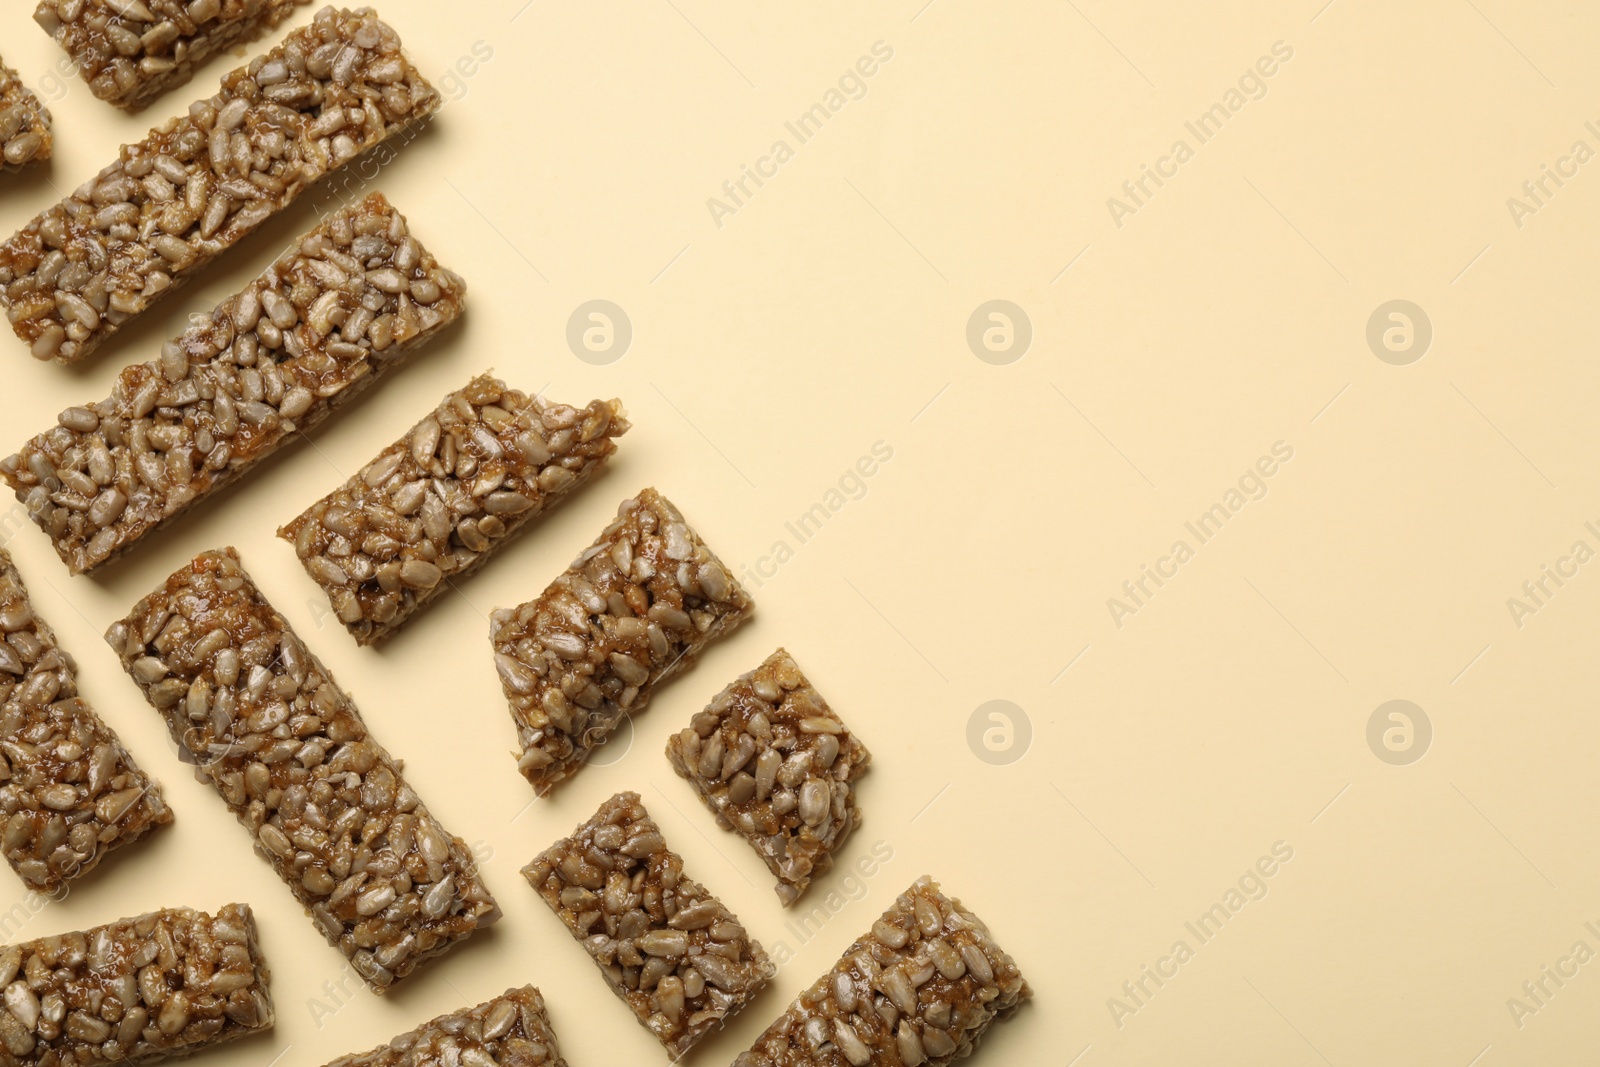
<box><xmin>0</xmin><ymin>903</ymin><xmax>273</xmax><ymax>1065</ymax></box>
<box><xmin>491</xmin><ymin>488</ymin><xmax>752</xmax><ymax>795</ymax></box>
<box><xmin>0</xmin><ymin>192</ymin><xmax>465</xmax><ymax>576</ymax></box>
<box><xmin>666</xmin><ymin>648</ymin><xmax>869</xmax><ymax>906</ymax></box>
<box><xmin>105</xmin><ymin>548</ymin><xmax>498</xmax><ymax>992</ymax></box>
<box><xmin>34</xmin><ymin>0</ymin><xmax>313</xmax><ymax>111</ymax></box>
<box><xmin>281</xmin><ymin>373</ymin><xmax>628</xmax><ymax>646</ymax></box>
<box><xmin>0</xmin><ymin>547</ymin><xmax>171</xmax><ymax>893</ymax></box>
<box><xmin>735</xmin><ymin>876</ymin><xmax>1031</xmax><ymax>1067</ymax></box>
<box><xmin>0</xmin><ymin>58</ymin><xmax>52</xmax><ymax>172</ymax></box>
<box><xmin>320</xmin><ymin>986</ymin><xmax>567</xmax><ymax>1067</ymax></box>
<box><xmin>522</xmin><ymin>791</ymin><xmax>771</xmax><ymax>1059</ymax></box>
<box><xmin>0</xmin><ymin>6</ymin><xmax>441</xmax><ymax>365</ymax></box>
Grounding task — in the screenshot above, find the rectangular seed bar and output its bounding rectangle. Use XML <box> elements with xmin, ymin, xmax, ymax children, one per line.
<box><xmin>106</xmin><ymin>547</ymin><xmax>498</xmax><ymax>992</ymax></box>
<box><xmin>735</xmin><ymin>876</ymin><xmax>1031</xmax><ymax>1067</ymax></box>
<box><xmin>0</xmin><ymin>58</ymin><xmax>52</xmax><ymax>172</ymax></box>
<box><xmin>522</xmin><ymin>791</ymin><xmax>771</xmax><ymax>1059</ymax></box>
<box><xmin>0</xmin><ymin>6</ymin><xmax>441</xmax><ymax>365</ymax></box>
<box><xmin>321</xmin><ymin>986</ymin><xmax>567</xmax><ymax>1067</ymax></box>
<box><xmin>491</xmin><ymin>488</ymin><xmax>752</xmax><ymax>795</ymax></box>
<box><xmin>281</xmin><ymin>373</ymin><xmax>629</xmax><ymax>646</ymax></box>
<box><xmin>0</xmin><ymin>547</ymin><xmax>171</xmax><ymax>893</ymax></box>
<box><xmin>34</xmin><ymin>0</ymin><xmax>314</xmax><ymax>111</ymax></box>
<box><xmin>0</xmin><ymin>192</ymin><xmax>465</xmax><ymax>576</ymax></box>
<box><xmin>0</xmin><ymin>903</ymin><xmax>273</xmax><ymax>1066</ymax></box>
<box><xmin>666</xmin><ymin>648</ymin><xmax>870</xmax><ymax>906</ymax></box>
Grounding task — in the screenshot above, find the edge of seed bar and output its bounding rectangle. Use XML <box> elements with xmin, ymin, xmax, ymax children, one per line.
<box><xmin>0</xmin><ymin>57</ymin><xmax>52</xmax><ymax>172</ymax></box>
<box><xmin>665</xmin><ymin>647</ymin><xmax>870</xmax><ymax>906</ymax></box>
<box><xmin>734</xmin><ymin>875</ymin><xmax>1030</xmax><ymax>1067</ymax></box>
<box><xmin>0</xmin><ymin>547</ymin><xmax>172</xmax><ymax>893</ymax></box>
<box><xmin>0</xmin><ymin>191</ymin><xmax>466</xmax><ymax>576</ymax></box>
<box><xmin>320</xmin><ymin>986</ymin><xmax>568</xmax><ymax>1067</ymax></box>
<box><xmin>491</xmin><ymin>487</ymin><xmax>753</xmax><ymax>795</ymax></box>
<box><xmin>0</xmin><ymin>6</ymin><xmax>441</xmax><ymax>365</ymax></box>
<box><xmin>0</xmin><ymin>902</ymin><xmax>273</xmax><ymax>1064</ymax></box>
<box><xmin>522</xmin><ymin>791</ymin><xmax>772</xmax><ymax>1059</ymax></box>
<box><xmin>280</xmin><ymin>373</ymin><xmax>629</xmax><ymax>646</ymax></box>
<box><xmin>34</xmin><ymin>0</ymin><xmax>314</xmax><ymax>111</ymax></box>
<box><xmin>105</xmin><ymin>547</ymin><xmax>499</xmax><ymax>992</ymax></box>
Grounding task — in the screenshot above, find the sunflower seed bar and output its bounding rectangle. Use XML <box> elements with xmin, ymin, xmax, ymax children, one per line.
<box><xmin>34</xmin><ymin>0</ymin><xmax>314</xmax><ymax>111</ymax></box>
<box><xmin>0</xmin><ymin>6</ymin><xmax>441</xmax><ymax>365</ymax></box>
<box><xmin>666</xmin><ymin>648</ymin><xmax>869</xmax><ymax>907</ymax></box>
<box><xmin>0</xmin><ymin>193</ymin><xmax>465</xmax><ymax>576</ymax></box>
<box><xmin>0</xmin><ymin>548</ymin><xmax>171</xmax><ymax>893</ymax></box>
<box><xmin>0</xmin><ymin>902</ymin><xmax>274</xmax><ymax>1066</ymax></box>
<box><xmin>491</xmin><ymin>488</ymin><xmax>752</xmax><ymax>795</ymax></box>
<box><xmin>281</xmin><ymin>374</ymin><xmax>629</xmax><ymax>646</ymax></box>
<box><xmin>106</xmin><ymin>548</ymin><xmax>498</xmax><ymax>992</ymax></box>
<box><xmin>321</xmin><ymin>986</ymin><xmax>567</xmax><ymax>1067</ymax></box>
<box><xmin>0</xmin><ymin>58</ymin><xmax>52</xmax><ymax>172</ymax></box>
<box><xmin>522</xmin><ymin>791</ymin><xmax>771</xmax><ymax>1059</ymax></box>
<box><xmin>735</xmin><ymin>876</ymin><xmax>1030</xmax><ymax>1067</ymax></box>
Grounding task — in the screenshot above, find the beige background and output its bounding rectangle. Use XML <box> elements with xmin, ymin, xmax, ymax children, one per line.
<box><xmin>2</xmin><ymin>0</ymin><xmax>1598</xmax><ymax>1063</ymax></box>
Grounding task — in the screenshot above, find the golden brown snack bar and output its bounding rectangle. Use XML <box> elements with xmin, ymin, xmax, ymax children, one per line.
<box><xmin>0</xmin><ymin>903</ymin><xmax>273</xmax><ymax>1065</ymax></box>
<box><xmin>319</xmin><ymin>986</ymin><xmax>567</xmax><ymax>1067</ymax></box>
<box><xmin>34</xmin><ymin>0</ymin><xmax>314</xmax><ymax>111</ymax></box>
<box><xmin>522</xmin><ymin>791</ymin><xmax>771</xmax><ymax>1059</ymax></box>
<box><xmin>666</xmin><ymin>648</ymin><xmax>870</xmax><ymax>906</ymax></box>
<box><xmin>282</xmin><ymin>373</ymin><xmax>627</xmax><ymax>645</ymax></box>
<box><xmin>106</xmin><ymin>548</ymin><xmax>498</xmax><ymax>992</ymax></box>
<box><xmin>0</xmin><ymin>547</ymin><xmax>170</xmax><ymax>892</ymax></box>
<box><xmin>491</xmin><ymin>488</ymin><xmax>752</xmax><ymax>795</ymax></box>
<box><xmin>735</xmin><ymin>876</ymin><xmax>1030</xmax><ymax>1067</ymax></box>
<box><xmin>0</xmin><ymin>58</ymin><xmax>52</xmax><ymax>171</ymax></box>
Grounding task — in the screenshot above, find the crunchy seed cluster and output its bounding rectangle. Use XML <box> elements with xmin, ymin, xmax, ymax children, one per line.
<box><xmin>667</xmin><ymin>648</ymin><xmax>870</xmax><ymax>907</ymax></box>
<box><xmin>322</xmin><ymin>986</ymin><xmax>567</xmax><ymax>1067</ymax></box>
<box><xmin>282</xmin><ymin>374</ymin><xmax>628</xmax><ymax>646</ymax></box>
<box><xmin>0</xmin><ymin>6</ymin><xmax>441</xmax><ymax>365</ymax></box>
<box><xmin>523</xmin><ymin>792</ymin><xmax>771</xmax><ymax>1059</ymax></box>
<box><xmin>491</xmin><ymin>488</ymin><xmax>753</xmax><ymax>795</ymax></box>
<box><xmin>33</xmin><ymin>0</ymin><xmax>313</xmax><ymax>111</ymax></box>
<box><xmin>106</xmin><ymin>548</ymin><xmax>498</xmax><ymax>992</ymax></box>
<box><xmin>0</xmin><ymin>903</ymin><xmax>273</xmax><ymax>1065</ymax></box>
<box><xmin>0</xmin><ymin>548</ymin><xmax>171</xmax><ymax>894</ymax></box>
<box><xmin>0</xmin><ymin>58</ymin><xmax>52</xmax><ymax>172</ymax></box>
<box><xmin>735</xmin><ymin>876</ymin><xmax>1030</xmax><ymax>1067</ymax></box>
<box><xmin>0</xmin><ymin>192</ymin><xmax>464</xmax><ymax>576</ymax></box>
